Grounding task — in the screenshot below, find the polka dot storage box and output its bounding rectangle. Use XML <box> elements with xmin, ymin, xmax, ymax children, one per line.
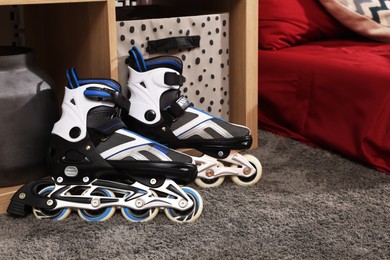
<box><xmin>116</xmin><ymin>6</ymin><xmax>230</xmax><ymax>119</ymax></box>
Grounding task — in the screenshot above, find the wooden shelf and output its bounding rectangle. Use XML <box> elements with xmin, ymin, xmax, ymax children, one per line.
<box><xmin>0</xmin><ymin>185</ymin><xmax>22</xmax><ymax>214</ymax></box>
<box><xmin>0</xmin><ymin>0</ymin><xmax>258</xmax><ymax>214</ymax></box>
<box><xmin>227</xmin><ymin>0</ymin><xmax>259</xmax><ymax>147</ymax></box>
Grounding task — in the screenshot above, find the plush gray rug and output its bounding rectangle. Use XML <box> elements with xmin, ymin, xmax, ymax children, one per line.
<box><xmin>0</xmin><ymin>130</ymin><xmax>389</xmax><ymax>260</ymax></box>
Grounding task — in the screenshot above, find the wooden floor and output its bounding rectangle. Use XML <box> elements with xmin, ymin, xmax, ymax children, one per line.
<box><xmin>0</xmin><ymin>185</ymin><xmax>22</xmax><ymax>214</ymax></box>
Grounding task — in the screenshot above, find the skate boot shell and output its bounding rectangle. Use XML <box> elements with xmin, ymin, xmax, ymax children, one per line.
<box><xmin>7</xmin><ymin>68</ymin><xmax>203</xmax><ymax>222</ymax></box>
<box><xmin>123</xmin><ymin>46</ymin><xmax>262</xmax><ymax>188</ymax></box>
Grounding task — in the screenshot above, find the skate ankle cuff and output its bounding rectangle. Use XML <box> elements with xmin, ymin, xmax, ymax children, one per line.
<box><xmin>164</xmin><ymin>72</ymin><xmax>186</xmax><ymax>86</ymax></box>
<box><xmin>163</xmin><ymin>96</ymin><xmax>192</xmax><ymax>122</ymax></box>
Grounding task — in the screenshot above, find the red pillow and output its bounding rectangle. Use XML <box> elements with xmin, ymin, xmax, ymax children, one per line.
<box><xmin>259</xmin><ymin>0</ymin><xmax>348</xmax><ymax>50</ymax></box>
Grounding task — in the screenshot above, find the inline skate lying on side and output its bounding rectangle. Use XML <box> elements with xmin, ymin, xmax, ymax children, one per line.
<box><xmin>7</xmin><ymin>68</ymin><xmax>203</xmax><ymax>223</ymax></box>
<box><xmin>122</xmin><ymin>46</ymin><xmax>262</xmax><ymax>188</ymax></box>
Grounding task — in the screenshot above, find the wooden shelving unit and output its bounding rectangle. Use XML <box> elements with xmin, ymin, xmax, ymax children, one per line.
<box><xmin>0</xmin><ymin>0</ymin><xmax>258</xmax><ymax>214</ymax></box>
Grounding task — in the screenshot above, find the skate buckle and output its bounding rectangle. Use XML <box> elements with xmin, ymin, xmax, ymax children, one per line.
<box><xmin>164</xmin><ymin>72</ymin><xmax>186</xmax><ymax>86</ymax></box>
<box><xmin>163</xmin><ymin>96</ymin><xmax>192</xmax><ymax>122</ymax></box>
<box><xmin>176</xmin><ymin>96</ymin><xmax>191</xmax><ymax>110</ymax></box>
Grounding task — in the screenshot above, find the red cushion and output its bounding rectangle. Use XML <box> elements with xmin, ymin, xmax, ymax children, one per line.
<box><xmin>259</xmin><ymin>0</ymin><xmax>348</xmax><ymax>50</ymax></box>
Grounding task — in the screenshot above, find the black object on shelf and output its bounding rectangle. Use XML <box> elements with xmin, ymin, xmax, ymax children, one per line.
<box><xmin>0</xmin><ymin>46</ymin><xmax>58</xmax><ymax>187</ymax></box>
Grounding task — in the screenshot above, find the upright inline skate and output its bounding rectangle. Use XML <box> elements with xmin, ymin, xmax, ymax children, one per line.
<box><xmin>122</xmin><ymin>46</ymin><xmax>262</xmax><ymax>188</ymax></box>
<box><xmin>7</xmin><ymin>67</ymin><xmax>203</xmax><ymax>223</ymax></box>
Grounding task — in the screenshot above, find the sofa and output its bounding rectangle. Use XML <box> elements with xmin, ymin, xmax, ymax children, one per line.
<box><xmin>258</xmin><ymin>0</ymin><xmax>390</xmax><ymax>174</ymax></box>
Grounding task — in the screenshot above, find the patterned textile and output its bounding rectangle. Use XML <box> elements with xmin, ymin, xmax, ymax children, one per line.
<box><xmin>339</xmin><ymin>0</ymin><xmax>390</xmax><ymax>25</ymax></box>
<box><xmin>320</xmin><ymin>0</ymin><xmax>390</xmax><ymax>42</ymax></box>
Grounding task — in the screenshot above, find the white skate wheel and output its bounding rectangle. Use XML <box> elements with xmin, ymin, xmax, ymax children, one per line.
<box><xmin>32</xmin><ymin>185</ymin><xmax>71</xmax><ymax>220</ymax></box>
<box><xmin>195</xmin><ymin>176</ymin><xmax>225</xmax><ymax>188</ymax></box>
<box><xmin>195</xmin><ymin>162</ymin><xmax>225</xmax><ymax>188</ymax></box>
<box><xmin>164</xmin><ymin>187</ymin><xmax>203</xmax><ymax>223</ymax></box>
<box><xmin>231</xmin><ymin>154</ymin><xmax>262</xmax><ymax>186</ymax></box>
<box><xmin>121</xmin><ymin>190</ymin><xmax>159</xmax><ymax>222</ymax></box>
<box><xmin>78</xmin><ymin>188</ymin><xmax>116</xmax><ymax>221</ymax></box>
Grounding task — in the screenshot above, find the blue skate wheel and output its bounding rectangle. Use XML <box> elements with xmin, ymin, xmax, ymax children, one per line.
<box><xmin>32</xmin><ymin>186</ymin><xmax>71</xmax><ymax>220</ymax></box>
<box><xmin>164</xmin><ymin>187</ymin><xmax>203</xmax><ymax>223</ymax></box>
<box><xmin>121</xmin><ymin>190</ymin><xmax>159</xmax><ymax>222</ymax></box>
<box><xmin>77</xmin><ymin>188</ymin><xmax>116</xmax><ymax>221</ymax></box>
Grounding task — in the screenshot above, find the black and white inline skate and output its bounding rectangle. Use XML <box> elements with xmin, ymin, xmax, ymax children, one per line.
<box><xmin>7</xmin><ymin>68</ymin><xmax>203</xmax><ymax>222</ymax></box>
<box><xmin>122</xmin><ymin>46</ymin><xmax>262</xmax><ymax>188</ymax></box>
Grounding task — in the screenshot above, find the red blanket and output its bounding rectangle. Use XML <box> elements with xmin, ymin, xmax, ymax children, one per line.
<box><xmin>259</xmin><ymin>39</ymin><xmax>390</xmax><ymax>174</ymax></box>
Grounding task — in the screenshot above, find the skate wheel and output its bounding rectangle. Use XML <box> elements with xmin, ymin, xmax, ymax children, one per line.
<box><xmin>164</xmin><ymin>187</ymin><xmax>203</xmax><ymax>223</ymax></box>
<box><xmin>78</xmin><ymin>188</ymin><xmax>116</xmax><ymax>221</ymax></box>
<box><xmin>121</xmin><ymin>191</ymin><xmax>159</xmax><ymax>222</ymax></box>
<box><xmin>195</xmin><ymin>162</ymin><xmax>225</xmax><ymax>188</ymax></box>
<box><xmin>231</xmin><ymin>154</ymin><xmax>262</xmax><ymax>186</ymax></box>
<box><xmin>32</xmin><ymin>186</ymin><xmax>71</xmax><ymax>220</ymax></box>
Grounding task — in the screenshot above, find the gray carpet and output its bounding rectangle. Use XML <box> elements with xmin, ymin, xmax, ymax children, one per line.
<box><xmin>1</xmin><ymin>130</ymin><xmax>389</xmax><ymax>260</ymax></box>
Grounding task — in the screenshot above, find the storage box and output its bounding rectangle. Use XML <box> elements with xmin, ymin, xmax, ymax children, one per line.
<box><xmin>117</xmin><ymin>6</ymin><xmax>230</xmax><ymax>119</ymax></box>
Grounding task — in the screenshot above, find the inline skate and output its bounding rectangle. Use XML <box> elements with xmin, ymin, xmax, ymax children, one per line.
<box><xmin>122</xmin><ymin>46</ymin><xmax>262</xmax><ymax>188</ymax></box>
<box><xmin>7</xmin><ymin>67</ymin><xmax>203</xmax><ymax>223</ymax></box>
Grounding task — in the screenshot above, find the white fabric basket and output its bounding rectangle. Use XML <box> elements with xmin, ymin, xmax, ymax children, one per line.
<box><xmin>117</xmin><ymin>10</ymin><xmax>230</xmax><ymax>119</ymax></box>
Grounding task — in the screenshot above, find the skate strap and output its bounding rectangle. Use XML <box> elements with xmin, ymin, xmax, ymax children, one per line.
<box><xmin>164</xmin><ymin>72</ymin><xmax>186</xmax><ymax>86</ymax></box>
<box><xmin>110</xmin><ymin>90</ymin><xmax>131</xmax><ymax>111</ymax></box>
<box><xmin>84</xmin><ymin>87</ymin><xmax>130</xmax><ymax>111</ymax></box>
<box><xmin>96</xmin><ymin>117</ymin><xmax>127</xmax><ymax>136</ymax></box>
<box><xmin>163</xmin><ymin>96</ymin><xmax>192</xmax><ymax>122</ymax></box>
